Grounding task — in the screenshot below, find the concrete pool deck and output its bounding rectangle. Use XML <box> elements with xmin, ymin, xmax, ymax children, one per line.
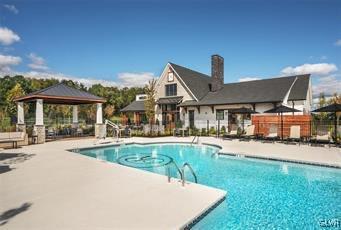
<box><xmin>1</xmin><ymin>137</ymin><xmax>340</xmax><ymax>229</ymax></box>
<box><xmin>0</xmin><ymin>138</ymin><xmax>225</xmax><ymax>230</ymax></box>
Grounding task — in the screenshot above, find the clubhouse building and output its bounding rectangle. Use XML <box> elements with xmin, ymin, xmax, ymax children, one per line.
<box><xmin>121</xmin><ymin>55</ymin><xmax>312</xmax><ymax>130</ymax></box>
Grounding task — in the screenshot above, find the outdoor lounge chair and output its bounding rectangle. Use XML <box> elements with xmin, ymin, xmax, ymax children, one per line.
<box><xmin>286</xmin><ymin>125</ymin><xmax>301</xmax><ymax>145</ymax></box>
<box><xmin>223</xmin><ymin>129</ymin><xmax>238</xmax><ymax>139</ymax></box>
<box><xmin>0</xmin><ymin>132</ymin><xmax>25</xmax><ymax>148</ymax></box>
<box><xmin>240</xmin><ymin>125</ymin><xmax>255</xmax><ymax>141</ymax></box>
<box><xmin>263</xmin><ymin>125</ymin><xmax>279</xmax><ymax>143</ymax></box>
<box><xmin>311</xmin><ymin>131</ymin><xmax>332</xmax><ymax>147</ymax></box>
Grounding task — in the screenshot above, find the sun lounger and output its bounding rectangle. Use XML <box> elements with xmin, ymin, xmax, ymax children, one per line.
<box><xmin>223</xmin><ymin>127</ymin><xmax>238</xmax><ymax>139</ymax></box>
<box><xmin>263</xmin><ymin>125</ymin><xmax>279</xmax><ymax>143</ymax></box>
<box><xmin>0</xmin><ymin>132</ymin><xmax>25</xmax><ymax>148</ymax></box>
<box><xmin>286</xmin><ymin>125</ymin><xmax>301</xmax><ymax>145</ymax></box>
<box><xmin>311</xmin><ymin>131</ymin><xmax>331</xmax><ymax>147</ymax></box>
<box><xmin>240</xmin><ymin>125</ymin><xmax>255</xmax><ymax>141</ymax></box>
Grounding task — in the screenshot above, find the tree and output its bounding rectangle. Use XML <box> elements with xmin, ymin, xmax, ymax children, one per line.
<box><xmin>5</xmin><ymin>83</ymin><xmax>25</xmax><ymax>117</ymax></box>
<box><xmin>144</xmin><ymin>79</ymin><xmax>157</xmax><ymax>135</ymax></box>
<box><xmin>316</xmin><ymin>93</ymin><xmax>328</xmax><ymax>121</ymax></box>
<box><xmin>104</xmin><ymin>104</ymin><xmax>115</xmax><ymax>119</ymax></box>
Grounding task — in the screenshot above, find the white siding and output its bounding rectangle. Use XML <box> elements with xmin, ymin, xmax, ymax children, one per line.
<box><xmin>155</xmin><ymin>64</ymin><xmax>196</xmax><ymax>122</ymax></box>
<box><xmin>155</xmin><ymin>64</ymin><xmax>194</xmax><ymax>101</ymax></box>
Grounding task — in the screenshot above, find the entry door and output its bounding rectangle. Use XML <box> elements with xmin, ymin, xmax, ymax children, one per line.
<box><xmin>189</xmin><ymin>110</ymin><xmax>195</xmax><ymax>129</ymax></box>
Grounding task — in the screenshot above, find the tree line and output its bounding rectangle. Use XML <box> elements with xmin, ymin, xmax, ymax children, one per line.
<box><xmin>0</xmin><ymin>75</ymin><xmax>145</xmax><ymax>126</ymax></box>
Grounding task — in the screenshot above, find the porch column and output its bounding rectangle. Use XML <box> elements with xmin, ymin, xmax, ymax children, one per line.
<box><xmin>35</xmin><ymin>99</ymin><xmax>44</xmax><ymax>125</ymax></box>
<box><xmin>72</xmin><ymin>105</ymin><xmax>78</xmax><ymax>128</ymax></box>
<box><xmin>95</xmin><ymin>103</ymin><xmax>106</xmax><ymax>138</ymax></box>
<box><xmin>96</xmin><ymin>103</ymin><xmax>103</xmax><ymax>124</ymax></box>
<box><xmin>16</xmin><ymin>102</ymin><xmax>26</xmax><ymax>133</ymax></box>
<box><xmin>34</xmin><ymin>99</ymin><xmax>45</xmax><ymax>143</ymax></box>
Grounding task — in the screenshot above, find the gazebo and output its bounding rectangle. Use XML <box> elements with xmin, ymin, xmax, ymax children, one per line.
<box><xmin>14</xmin><ymin>83</ymin><xmax>106</xmax><ymax>143</ymax></box>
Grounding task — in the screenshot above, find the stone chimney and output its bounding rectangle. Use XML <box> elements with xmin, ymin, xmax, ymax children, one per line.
<box><xmin>211</xmin><ymin>54</ymin><xmax>224</xmax><ymax>92</ymax></box>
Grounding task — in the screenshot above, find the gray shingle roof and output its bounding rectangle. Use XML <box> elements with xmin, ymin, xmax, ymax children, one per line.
<box><xmin>169</xmin><ymin>63</ymin><xmax>211</xmax><ymax>100</ymax></box>
<box><xmin>15</xmin><ymin>83</ymin><xmax>105</xmax><ymax>103</ymax></box>
<box><xmin>178</xmin><ymin>74</ymin><xmax>310</xmax><ymax>106</ymax></box>
<box><xmin>170</xmin><ymin>62</ymin><xmax>310</xmax><ymax>105</ymax></box>
<box><xmin>157</xmin><ymin>96</ymin><xmax>183</xmax><ymax>104</ymax></box>
<box><xmin>288</xmin><ymin>74</ymin><xmax>310</xmax><ymax>100</ymax></box>
<box><xmin>120</xmin><ymin>100</ymin><xmax>145</xmax><ymax>112</ymax></box>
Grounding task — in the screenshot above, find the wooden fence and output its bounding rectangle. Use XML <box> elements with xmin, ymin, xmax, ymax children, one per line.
<box><xmin>252</xmin><ymin>115</ymin><xmax>312</xmax><ymax>138</ymax></box>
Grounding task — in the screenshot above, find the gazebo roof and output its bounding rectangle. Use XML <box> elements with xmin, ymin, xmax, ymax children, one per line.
<box><xmin>14</xmin><ymin>83</ymin><xmax>106</xmax><ymax>104</ymax></box>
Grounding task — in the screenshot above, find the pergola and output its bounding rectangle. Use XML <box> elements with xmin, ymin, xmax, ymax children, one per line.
<box><xmin>14</xmin><ymin>83</ymin><xmax>106</xmax><ymax>143</ymax></box>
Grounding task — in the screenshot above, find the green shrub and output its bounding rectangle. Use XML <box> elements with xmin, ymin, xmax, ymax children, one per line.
<box><xmin>220</xmin><ymin>126</ymin><xmax>226</xmax><ymax>134</ymax></box>
<box><xmin>201</xmin><ymin>128</ymin><xmax>207</xmax><ymax>136</ymax></box>
<box><xmin>209</xmin><ymin>126</ymin><xmax>216</xmax><ymax>135</ymax></box>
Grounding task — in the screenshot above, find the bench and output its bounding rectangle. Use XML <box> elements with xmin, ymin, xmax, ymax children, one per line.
<box><xmin>0</xmin><ymin>132</ymin><xmax>25</xmax><ymax>148</ymax></box>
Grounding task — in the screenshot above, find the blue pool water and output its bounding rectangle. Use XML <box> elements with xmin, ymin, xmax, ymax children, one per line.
<box><xmin>78</xmin><ymin>143</ymin><xmax>341</xmax><ymax>229</ymax></box>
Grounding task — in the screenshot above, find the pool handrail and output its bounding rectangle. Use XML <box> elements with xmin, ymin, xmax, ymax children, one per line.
<box><xmin>182</xmin><ymin>162</ymin><xmax>198</xmax><ymax>186</ymax></box>
<box><xmin>166</xmin><ymin>161</ymin><xmax>183</xmax><ymax>183</ymax></box>
<box><xmin>191</xmin><ymin>135</ymin><xmax>199</xmax><ymax>145</ymax></box>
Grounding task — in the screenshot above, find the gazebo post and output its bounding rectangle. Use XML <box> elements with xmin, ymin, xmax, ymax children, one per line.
<box><xmin>16</xmin><ymin>101</ymin><xmax>26</xmax><ymax>133</ymax></box>
<box><xmin>34</xmin><ymin>99</ymin><xmax>46</xmax><ymax>144</ymax></box>
<box><xmin>72</xmin><ymin>105</ymin><xmax>78</xmax><ymax>128</ymax></box>
<box><xmin>95</xmin><ymin>103</ymin><xmax>106</xmax><ymax>138</ymax></box>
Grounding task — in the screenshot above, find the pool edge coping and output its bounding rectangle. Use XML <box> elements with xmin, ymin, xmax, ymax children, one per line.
<box><xmin>68</xmin><ymin>141</ymin><xmax>341</xmax><ymax>169</ymax></box>
<box><xmin>218</xmin><ymin>152</ymin><xmax>341</xmax><ymax>169</ymax></box>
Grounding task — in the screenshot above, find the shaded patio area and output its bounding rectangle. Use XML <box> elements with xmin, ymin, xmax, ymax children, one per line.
<box><xmin>14</xmin><ymin>83</ymin><xmax>106</xmax><ymax>144</ymax></box>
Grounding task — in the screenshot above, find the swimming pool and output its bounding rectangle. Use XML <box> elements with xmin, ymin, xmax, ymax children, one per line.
<box><xmin>77</xmin><ymin>143</ymin><xmax>341</xmax><ymax>229</ymax></box>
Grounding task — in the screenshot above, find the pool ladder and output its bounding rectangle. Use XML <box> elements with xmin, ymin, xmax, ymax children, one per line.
<box><xmin>191</xmin><ymin>135</ymin><xmax>199</xmax><ymax>145</ymax></box>
<box><xmin>166</xmin><ymin>161</ymin><xmax>198</xmax><ymax>187</ymax></box>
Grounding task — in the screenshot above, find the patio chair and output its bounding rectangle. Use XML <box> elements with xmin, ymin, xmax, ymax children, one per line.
<box><xmin>240</xmin><ymin>125</ymin><xmax>255</xmax><ymax>141</ymax></box>
<box><xmin>263</xmin><ymin>125</ymin><xmax>279</xmax><ymax>143</ymax></box>
<box><xmin>173</xmin><ymin>128</ymin><xmax>181</xmax><ymax>137</ymax></box>
<box><xmin>46</xmin><ymin>127</ymin><xmax>56</xmax><ymax>139</ymax></box>
<box><xmin>123</xmin><ymin>126</ymin><xmax>131</xmax><ymax>138</ymax></box>
<box><xmin>76</xmin><ymin>128</ymin><xmax>83</xmax><ymax>136</ymax></box>
<box><xmin>310</xmin><ymin>131</ymin><xmax>331</xmax><ymax>147</ymax></box>
<box><xmin>286</xmin><ymin>125</ymin><xmax>301</xmax><ymax>145</ymax></box>
<box><xmin>223</xmin><ymin>129</ymin><xmax>238</xmax><ymax>139</ymax></box>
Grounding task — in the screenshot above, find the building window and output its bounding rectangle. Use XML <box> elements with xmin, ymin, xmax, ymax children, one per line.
<box><xmin>165</xmin><ymin>84</ymin><xmax>177</xmax><ymax>96</ymax></box>
<box><xmin>168</xmin><ymin>72</ymin><xmax>174</xmax><ymax>82</ymax></box>
<box><xmin>216</xmin><ymin>110</ymin><xmax>224</xmax><ymax>120</ymax></box>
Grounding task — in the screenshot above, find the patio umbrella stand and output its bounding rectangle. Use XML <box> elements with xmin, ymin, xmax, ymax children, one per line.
<box><xmin>312</xmin><ymin>103</ymin><xmax>341</xmax><ymax>145</ymax></box>
<box><xmin>264</xmin><ymin>105</ymin><xmax>301</xmax><ymax>140</ymax></box>
<box><xmin>232</xmin><ymin>107</ymin><xmax>258</xmax><ymax>132</ymax></box>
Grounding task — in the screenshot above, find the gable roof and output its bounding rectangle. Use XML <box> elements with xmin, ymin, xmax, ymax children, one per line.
<box><xmin>178</xmin><ymin>74</ymin><xmax>310</xmax><ymax>106</ymax></box>
<box><xmin>14</xmin><ymin>83</ymin><xmax>105</xmax><ymax>104</ymax></box>
<box><xmin>120</xmin><ymin>100</ymin><xmax>145</xmax><ymax>112</ymax></box>
<box><xmin>288</xmin><ymin>74</ymin><xmax>310</xmax><ymax>100</ymax></box>
<box><xmin>169</xmin><ymin>63</ymin><xmax>211</xmax><ymax>100</ymax></box>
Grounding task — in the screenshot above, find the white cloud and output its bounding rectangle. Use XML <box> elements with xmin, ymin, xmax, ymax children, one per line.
<box><xmin>312</xmin><ymin>75</ymin><xmax>341</xmax><ymax>97</ymax></box>
<box><xmin>281</xmin><ymin>63</ymin><xmax>337</xmax><ymax>75</ymax></box>
<box><xmin>0</xmin><ymin>54</ymin><xmax>21</xmax><ymax>71</ymax></box>
<box><xmin>3</xmin><ymin>4</ymin><xmax>18</xmax><ymax>14</ymax></box>
<box><xmin>0</xmin><ymin>27</ymin><xmax>20</xmax><ymax>45</ymax></box>
<box><xmin>117</xmin><ymin>72</ymin><xmax>155</xmax><ymax>87</ymax></box>
<box><xmin>0</xmin><ymin>69</ymin><xmax>156</xmax><ymax>88</ymax></box>
<box><xmin>27</xmin><ymin>53</ymin><xmax>49</xmax><ymax>71</ymax></box>
<box><xmin>238</xmin><ymin>77</ymin><xmax>260</xmax><ymax>82</ymax></box>
<box><xmin>334</xmin><ymin>39</ymin><xmax>341</xmax><ymax>46</ymax></box>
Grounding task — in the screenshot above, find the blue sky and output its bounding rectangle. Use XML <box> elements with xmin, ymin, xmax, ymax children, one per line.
<box><xmin>0</xmin><ymin>0</ymin><xmax>340</xmax><ymax>96</ymax></box>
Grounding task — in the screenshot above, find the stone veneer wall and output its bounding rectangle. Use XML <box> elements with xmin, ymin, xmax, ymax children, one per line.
<box><xmin>34</xmin><ymin>125</ymin><xmax>46</xmax><ymax>144</ymax></box>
